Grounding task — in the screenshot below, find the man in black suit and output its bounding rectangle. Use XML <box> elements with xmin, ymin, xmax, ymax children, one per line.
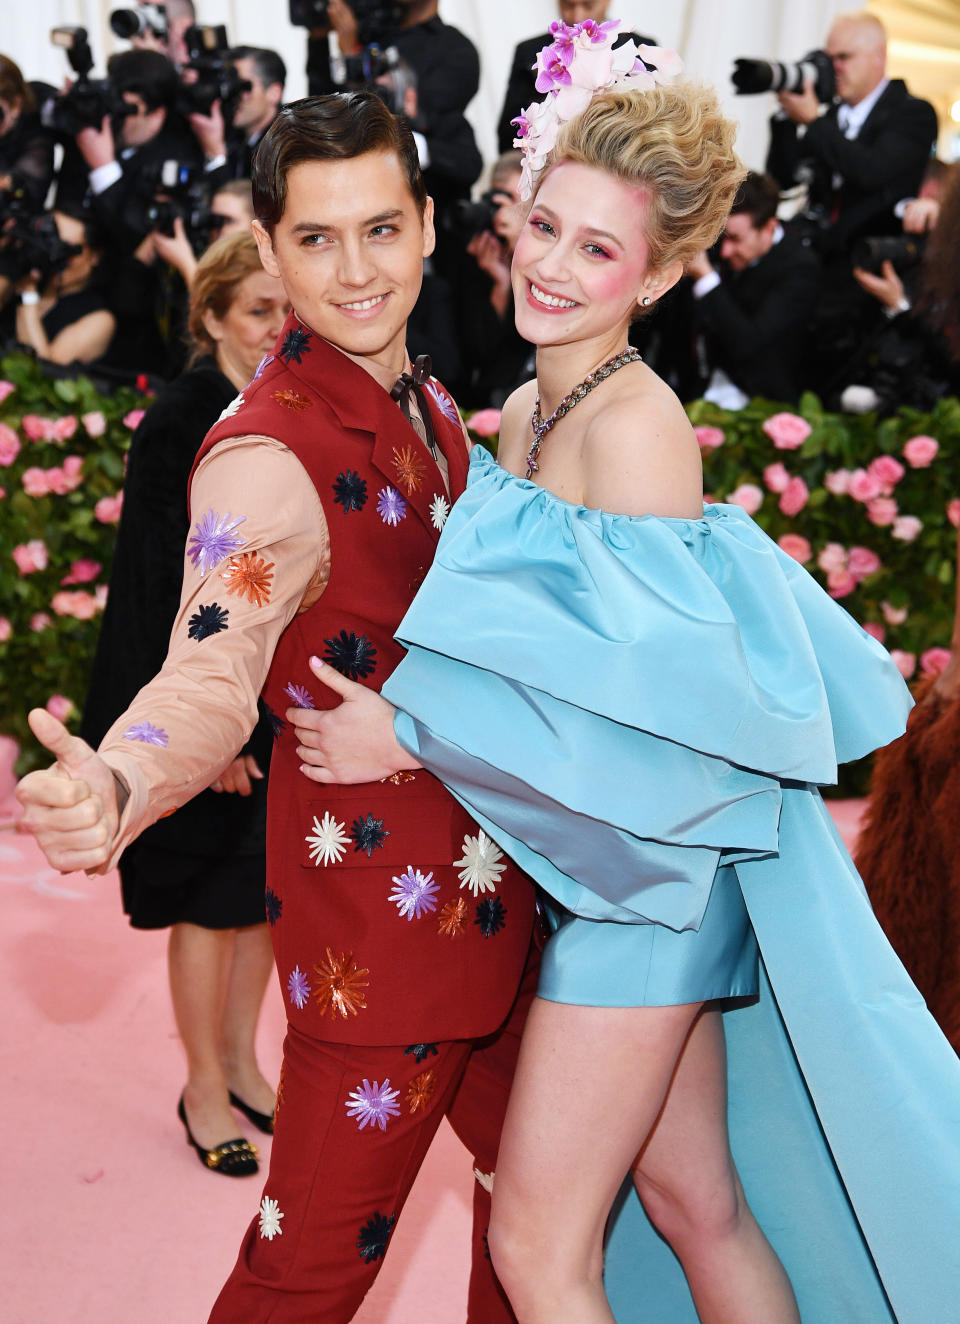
<box><xmin>496</xmin><ymin>1</ymin><xmax>656</xmax><ymax>152</ymax></box>
<box><xmin>686</xmin><ymin>173</ymin><xmax>820</xmax><ymax>405</ymax></box>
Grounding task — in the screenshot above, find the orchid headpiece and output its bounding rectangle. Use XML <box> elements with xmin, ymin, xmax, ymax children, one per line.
<box><xmin>511</xmin><ymin>20</ymin><xmax>684</xmax><ymax>199</ymax></box>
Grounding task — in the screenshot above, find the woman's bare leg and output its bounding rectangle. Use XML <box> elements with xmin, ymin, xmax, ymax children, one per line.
<box><xmin>168</xmin><ymin>921</ymin><xmax>239</xmax><ymax>1148</ymax></box>
<box><xmin>219</xmin><ymin>922</ymin><xmax>276</xmax><ymax>1118</ymax></box>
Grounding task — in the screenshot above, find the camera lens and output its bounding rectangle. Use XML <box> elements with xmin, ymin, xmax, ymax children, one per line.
<box><xmin>110</xmin><ymin>10</ymin><xmax>144</xmax><ymax>39</ymax></box>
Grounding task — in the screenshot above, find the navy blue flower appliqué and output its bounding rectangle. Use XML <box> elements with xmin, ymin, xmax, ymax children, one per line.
<box><xmin>188</xmin><ymin>602</ymin><xmax>229</xmax><ymax>641</ymax></box>
<box><xmin>263</xmin><ymin>702</ymin><xmax>287</xmax><ymax>741</ymax></box>
<box><xmin>278</xmin><ymin>324</ymin><xmax>312</xmax><ymax>364</ymax></box>
<box><xmin>357</xmin><ymin>1212</ymin><xmax>395</xmax><ymax>1264</ymax></box>
<box><xmin>474</xmin><ymin>897</ymin><xmax>507</xmax><ymax>938</ymax></box>
<box><xmin>324</xmin><ymin>630</ymin><xmax>377</xmax><ymax>680</ymax></box>
<box><xmin>332</xmin><ymin>470</ymin><xmax>368</xmax><ymax>513</ymax></box>
<box><xmin>265</xmin><ymin>888</ymin><xmax>283</xmax><ymax>925</ymax></box>
<box><xmin>404</xmin><ymin>1043</ymin><xmax>438</xmax><ymax>1063</ymax></box>
<box><xmin>350</xmin><ymin>813</ymin><xmax>389</xmax><ymax>857</ymax></box>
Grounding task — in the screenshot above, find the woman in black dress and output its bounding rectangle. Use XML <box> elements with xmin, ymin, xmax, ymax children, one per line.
<box><xmin>82</xmin><ymin>231</ymin><xmax>289</xmax><ymax>1174</ymax></box>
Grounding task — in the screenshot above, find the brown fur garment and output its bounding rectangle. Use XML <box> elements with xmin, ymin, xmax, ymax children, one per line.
<box><xmin>855</xmin><ymin>677</ymin><xmax>960</xmax><ymax>1051</ymax></box>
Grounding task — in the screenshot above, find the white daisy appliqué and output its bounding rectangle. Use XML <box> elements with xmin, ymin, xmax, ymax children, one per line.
<box><xmin>259</xmin><ymin>1195</ymin><xmax>284</xmax><ymax>1240</ymax></box>
<box><xmin>217</xmin><ymin>393</ymin><xmax>245</xmax><ymax>422</ymax></box>
<box><xmin>306</xmin><ymin>811</ymin><xmax>350</xmax><ymax>866</ymax></box>
<box><xmin>429</xmin><ymin>493</ymin><xmax>450</xmax><ymax>531</ymax></box>
<box><xmin>455</xmin><ymin>829</ymin><xmax>506</xmax><ymax>896</ymax></box>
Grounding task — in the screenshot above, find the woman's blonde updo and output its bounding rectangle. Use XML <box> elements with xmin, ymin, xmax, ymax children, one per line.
<box><xmin>540</xmin><ymin>82</ymin><xmax>746</xmax><ymax>271</ymax></box>
<box><xmin>187</xmin><ymin>230</ymin><xmax>266</xmax><ymax>365</ymax></box>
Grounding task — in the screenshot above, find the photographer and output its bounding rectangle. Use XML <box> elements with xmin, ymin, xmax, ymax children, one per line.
<box><xmin>148</xmin><ymin>178</ymin><xmax>255</xmax><ymax>289</ymax></box>
<box><xmin>0</xmin><ymin>55</ymin><xmax>55</xmax><ymax>210</ymax></box>
<box><xmin>189</xmin><ymin>47</ymin><xmax>286</xmax><ymax>183</ymax></box>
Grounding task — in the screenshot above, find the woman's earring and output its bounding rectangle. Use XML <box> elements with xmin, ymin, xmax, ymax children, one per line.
<box><xmin>641</xmin><ymin>296</ymin><xmax>652</xmax><ymax>306</ymax></box>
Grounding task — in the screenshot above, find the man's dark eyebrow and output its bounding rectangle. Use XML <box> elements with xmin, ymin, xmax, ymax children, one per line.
<box><xmin>290</xmin><ymin>209</ymin><xmax>406</xmax><ymax>235</ymax></box>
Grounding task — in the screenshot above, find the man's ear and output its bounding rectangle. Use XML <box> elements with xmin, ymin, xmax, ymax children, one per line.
<box><xmin>252</xmin><ymin>219</ymin><xmax>281</xmax><ymax>277</ymax></box>
<box><xmin>421</xmin><ymin>195</ymin><xmax>436</xmax><ymax>261</ymax></box>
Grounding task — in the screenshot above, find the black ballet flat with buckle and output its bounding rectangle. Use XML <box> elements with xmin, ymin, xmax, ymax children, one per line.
<box><xmin>228</xmin><ymin>1090</ymin><xmax>276</xmax><ymax>1135</ymax></box>
<box><xmin>177</xmin><ymin>1095</ymin><xmax>259</xmax><ymax>1176</ymax></box>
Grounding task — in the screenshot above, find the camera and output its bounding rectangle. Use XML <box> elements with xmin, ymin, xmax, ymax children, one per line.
<box><xmin>851</xmin><ymin>234</ymin><xmax>926</xmax><ymax>277</ymax></box>
<box><xmin>331</xmin><ymin>44</ymin><xmax>415</xmax><ymax>116</ymax></box>
<box><xmin>447</xmin><ymin>189</ymin><xmax>513</xmax><ymax>244</ymax></box>
<box><xmin>125</xmin><ymin>158</ymin><xmax>217</xmax><ymax>253</ymax></box>
<box><xmin>289</xmin><ymin>0</ymin><xmax>402</xmax><ymax>46</ymax></box>
<box><xmin>177</xmin><ymin>25</ymin><xmax>251</xmax><ymax>124</ymax></box>
<box><xmin>40</xmin><ymin>28</ymin><xmax>135</xmax><ymax>138</ymax></box>
<box><xmin>732</xmin><ymin>50</ymin><xmax>835</xmax><ymax>103</ymax></box>
<box><xmin>0</xmin><ymin>186</ymin><xmax>83</xmax><ymax>284</ymax></box>
<box><xmin>109</xmin><ymin>4</ymin><xmax>168</xmax><ymax>42</ymax></box>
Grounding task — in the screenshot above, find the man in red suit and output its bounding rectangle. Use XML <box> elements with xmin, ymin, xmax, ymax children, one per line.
<box><xmin>17</xmin><ymin>92</ymin><xmax>536</xmax><ymax>1322</ymax></box>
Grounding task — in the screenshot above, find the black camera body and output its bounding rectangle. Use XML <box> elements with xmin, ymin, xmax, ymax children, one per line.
<box><xmin>733</xmin><ymin>50</ymin><xmax>835</xmax><ymax>104</ymax></box>
<box><xmin>42</xmin><ymin>27</ymin><xmax>134</xmax><ymax>137</ymax></box>
<box><xmin>448</xmin><ymin>189</ymin><xmax>511</xmax><ymax>244</ymax></box>
<box><xmin>851</xmin><ymin>234</ymin><xmax>926</xmax><ymax>277</ymax></box>
<box><xmin>289</xmin><ymin>0</ymin><xmax>403</xmax><ymax>46</ymax></box>
<box><xmin>125</xmin><ymin>158</ymin><xmax>216</xmax><ymax>253</ymax></box>
<box><xmin>178</xmin><ymin>25</ymin><xmax>251</xmax><ymax>123</ymax></box>
<box><xmin>0</xmin><ymin>186</ymin><xmax>82</xmax><ymax>284</ymax></box>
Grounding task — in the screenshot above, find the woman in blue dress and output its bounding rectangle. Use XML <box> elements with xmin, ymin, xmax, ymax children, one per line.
<box><xmin>290</xmin><ymin>32</ymin><xmax>960</xmax><ymax>1324</ymax></box>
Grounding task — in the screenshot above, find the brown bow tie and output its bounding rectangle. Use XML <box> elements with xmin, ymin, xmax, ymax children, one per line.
<box><xmin>391</xmin><ymin>354</ymin><xmax>437</xmax><ymax>458</ymax></box>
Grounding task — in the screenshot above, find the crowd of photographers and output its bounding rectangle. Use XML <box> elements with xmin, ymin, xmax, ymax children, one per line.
<box><xmin>0</xmin><ymin>2</ymin><xmax>957</xmax><ymax>415</ymax></box>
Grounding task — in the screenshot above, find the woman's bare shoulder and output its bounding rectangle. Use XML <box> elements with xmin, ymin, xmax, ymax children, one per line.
<box><xmin>495</xmin><ymin>379</ymin><xmax>538</xmax><ymax>471</ymax></box>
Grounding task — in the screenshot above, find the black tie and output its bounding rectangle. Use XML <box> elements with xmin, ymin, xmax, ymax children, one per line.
<box><xmin>391</xmin><ymin>354</ymin><xmax>437</xmax><ymax>458</ymax></box>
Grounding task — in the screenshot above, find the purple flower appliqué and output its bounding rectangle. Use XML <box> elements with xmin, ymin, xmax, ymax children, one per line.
<box><xmin>426</xmin><ymin>380</ymin><xmax>459</xmax><ymax>425</ymax></box>
<box><xmin>284</xmin><ymin>682</ymin><xmax>316</xmax><ymax>709</ymax></box>
<box><xmin>287</xmin><ymin>965</ymin><xmax>311</xmax><ymax>1010</ymax></box>
<box><xmin>376</xmin><ymin>486</ymin><xmax>408</xmax><ymax>527</ymax></box>
<box><xmin>122</xmin><ymin>721</ymin><xmax>169</xmax><ymax>747</ymax></box>
<box><xmin>346</xmin><ymin>1078</ymin><xmax>401</xmax><ymax>1132</ymax></box>
<box><xmin>187</xmin><ymin>510</ymin><xmax>246</xmax><ymax>576</ymax></box>
<box><xmin>253</xmin><ymin>353</ymin><xmax>274</xmax><ymax>381</ymax></box>
<box><xmin>389</xmin><ymin>866</ymin><xmax>441</xmax><ymax>921</ymax></box>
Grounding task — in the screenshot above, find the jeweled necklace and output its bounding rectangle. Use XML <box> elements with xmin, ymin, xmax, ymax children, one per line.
<box><xmin>526</xmin><ymin>347</ymin><xmax>642</xmax><ymax>478</ymax></box>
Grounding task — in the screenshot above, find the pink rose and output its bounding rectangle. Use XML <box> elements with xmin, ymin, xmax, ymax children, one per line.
<box><xmin>902</xmin><ymin>435</ymin><xmax>939</xmax><ymax>468</ymax></box>
<box><xmin>762</xmin><ymin>412</ymin><xmax>812</xmax><ymax>449</ymax></box>
<box><xmin>0</xmin><ymin>421</ymin><xmax>21</xmax><ymax>466</ymax></box>
<box><xmin>44</xmin><ymin>467</ymin><xmax>70</xmax><ymax>495</ymax></box>
<box><xmin>920</xmin><ymin>647</ymin><xmax>951</xmax><ymax>677</ymax></box>
<box><xmin>468</xmin><ymin>408</ymin><xmax>502</xmax><ymax>438</ymax></box>
<box><xmin>21</xmin><ymin>467</ymin><xmax>50</xmax><ymax>497</ymax></box>
<box><xmin>12</xmin><ymin>539</ymin><xmax>49</xmax><ymax>575</ymax></box>
<box><xmin>81</xmin><ymin>411</ymin><xmax>106</xmax><ymax>438</ymax></box>
<box><xmin>763</xmin><ymin>462</ymin><xmax>790</xmax><ymax>493</ymax></box>
<box><xmin>817</xmin><ymin>542</ymin><xmax>847</xmax><ymax>574</ymax></box>
<box><xmin>779</xmin><ymin>476</ymin><xmax>809</xmax><ymax>517</ymax></box>
<box><xmin>866</xmin><ymin>497</ymin><xmax>898</xmax><ymax>527</ymax></box>
<box><xmin>847</xmin><ymin>546</ymin><xmax>881</xmax><ymax>581</ymax></box>
<box><xmin>0</xmin><ymin>380</ymin><xmax>16</xmax><ymax>404</ymax></box>
<box><xmin>51</xmin><ymin>590</ymin><xmax>99</xmax><ymax>620</ymax></box>
<box><xmin>94</xmin><ymin>584</ymin><xmax>108</xmax><ymax>609</ymax></box>
<box><xmin>847</xmin><ymin>468</ymin><xmax>883</xmax><ymax>502</ymax></box>
<box><xmin>45</xmin><ymin>694</ymin><xmax>74</xmax><ymax>722</ymax></box>
<box><xmin>824</xmin><ymin>469</ymin><xmax>851</xmax><ymax>496</ymax></box>
<box><xmin>868</xmin><ymin>455</ymin><xmax>905</xmax><ymax>491</ymax></box>
<box><xmin>62</xmin><ymin>558</ymin><xmax>103</xmax><ymax>586</ymax></box>
<box><xmin>777</xmin><ymin>533</ymin><xmax>812</xmax><ymax>563</ymax></box>
<box><xmin>95</xmin><ymin>492</ymin><xmax>124</xmax><ymax>523</ymax></box>
<box><xmin>881</xmin><ymin>600</ymin><xmax>908</xmax><ymax>626</ymax></box>
<box><xmin>890</xmin><ymin>649</ymin><xmax>916</xmax><ymax>679</ymax></box>
<box><xmin>862</xmin><ymin>622</ymin><xmax>886</xmax><ymax>643</ymax></box>
<box><xmin>63</xmin><ymin>455</ymin><xmax>84</xmax><ymax>479</ymax></box>
<box><xmin>891</xmin><ymin>515</ymin><xmax>922</xmax><ymax>542</ymax></box>
<box><xmin>947</xmin><ymin>499</ymin><xmax>960</xmax><ymax>529</ymax></box>
<box><xmin>30</xmin><ymin>612</ymin><xmax>51</xmax><ymax>632</ymax></box>
<box><xmin>21</xmin><ymin>414</ymin><xmax>51</xmax><ymax>442</ymax></box>
<box><xmin>827</xmin><ymin>568</ymin><xmax>858</xmax><ymax>598</ymax></box>
<box><xmin>123</xmin><ymin>408</ymin><xmax>146</xmax><ymax>430</ymax></box>
<box><xmin>54</xmin><ymin>415</ymin><xmax>78</xmax><ymax>441</ymax></box>
<box><xmin>0</xmin><ymin>617</ymin><xmax>11</xmax><ymax>642</ymax></box>
<box><xmin>727</xmin><ymin>483</ymin><xmax>764</xmax><ymax>515</ymax></box>
<box><xmin>694</xmin><ymin>425</ymin><xmax>725</xmax><ymax>450</ymax></box>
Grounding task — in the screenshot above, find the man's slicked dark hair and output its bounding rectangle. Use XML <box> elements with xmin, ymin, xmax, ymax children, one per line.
<box><xmin>730</xmin><ymin>171</ymin><xmax>781</xmax><ymax>229</ymax></box>
<box><xmin>251</xmin><ymin>93</ymin><xmax>427</xmax><ymax>232</ymax></box>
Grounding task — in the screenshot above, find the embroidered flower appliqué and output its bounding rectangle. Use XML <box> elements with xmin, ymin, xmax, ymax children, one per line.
<box><xmin>376</xmin><ymin>485</ymin><xmax>408</xmax><ymax>526</ymax></box>
<box><xmin>437</xmin><ymin>896</ymin><xmax>468</xmax><ymax>937</ymax></box>
<box><xmin>122</xmin><ymin>721</ymin><xmax>169</xmax><ymax>747</ymax></box>
<box><xmin>265</xmin><ymin>888</ymin><xmax>282</xmax><ymax>925</ymax></box>
<box><xmin>259</xmin><ymin>1196</ymin><xmax>284</xmax><ymax>1240</ymax></box>
<box><xmin>455</xmin><ymin>830</ymin><xmax>506</xmax><ymax>897</ymax></box>
<box><xmin>253</xmin><ymin>353</ymin><xmax>274</xmax><ymax>380</ymax></box>
<box><xmin>221</xmin><ymin>551</ymin><xmax>274</xmax><ymax>607</ymax></box>
<box><xmin>271</xmin><ymin>388</ymin><xmax>312</xmax><ymax>411</ymax></box>
<box><xmin>279</xmin><ymin>325</ymin><xmax>312</xmax><ymax>364</ymax></box>
<box><xmin>187</xmin><ymin>602</ymin><xmax>229</xmax><ymax>641</ymax></box>
<box><xmin>187</xmin><ymin>510</ymin><xmax>246</xmax><ymax>576</ymax></box>
<box><xmin>284</xmin><ymin>682</ymin><xmax>315</xmax><ymax>709</ymax></box>
<box><xmin>406</xmin><ymin>1069</ymin><xmax>437</xmax><ymax>1114</ymax></box>
<box><xmin>404</xmin><ymin>1042</ymin><xmax>438</xmax><ymax>1063</ymax></box>
<box><xmin>306</xmin><ymin>811</ymin><xmax>350</xmax><ymax>866</ymax></box>
<box><xmin>474</xmin><ymin>897</ymin><xmax>507</xmax><ymax>938</ymax></box>
<box><xmin>287</xmin><ymin>965</ymin><xmax>311</xmax><ymax>1010</ymax></box>
<box><xmin>313</xmin><ymin>948</ymin><xmax>369</xmax><ymax>1018</ymax></box>
<box><xmin>263</xmin><ymin>702</ymin><xmax>286</xmax><ymax>741</ymax></box>
<box><xmin>391</xmin><ymin>444</ymin><xmax>427</xmax><ymax>496</ymax></box>
<box><xmin>324</xmin><ymin>629</ymin><xmax>377</xmax><ymax>680</ymax></box>
<box><xmin>346</xmin><ymin>1078</ymin><xmax>401</xmax><ymax>1131</ymax></box>
<box><xmin>332</xmin><ymin>470</ymin><xmax>368</xmax><ymax>513</ymax></box>
<box><xmin>350</xmin><ymin>813</ymin><xmax>389</xmax><ymax>857</ymax></box>
<box><xmin>217</xmin><ymin>393</ymin><xmax>244</xmax><ymax>422</ymax></box>
<box><xmin>426</xmin><ymin>380</ymin><xmax>459</xmax><ymax>425</ymax></box>
<box><xmin>389</xmin><ymin>866</ymin><xmax>441</xmax><ymax>921</ymax></box>
<box><xmin>357</xmin><ymin>1212</ymin><xmax>395</xmax><ymax>1263</ymax></box>
<box><xmin>382</xmin><ymin>770</ymin><xmax>417</xmax><ymax>785</ymax></box>
<box><xmin>429</xmin><ymin>493</ymin><xmax>450</xmax><ymax>531</ymax></box>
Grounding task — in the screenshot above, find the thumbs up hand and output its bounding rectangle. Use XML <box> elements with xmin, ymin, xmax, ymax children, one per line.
<box><xmin>15</xmin><ymin>709</ymin><xmax>120</xmax><ymax>874</ymax></box>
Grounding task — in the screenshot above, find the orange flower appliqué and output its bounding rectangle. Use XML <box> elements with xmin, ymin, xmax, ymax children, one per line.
<box><xmin>313</xmin><ymin>948</ymin><xmax>369</xmax><ymax>1018</ymax></box>
<box><xmin>406</xmin><ymin>1069</ymin><xmax>437</xmax><ymax>1114</ymax></box>
<box><xmin>382</xmin><ymin>771</ymin><xmax>417</xmax><ymax>785</ymax></box>
<box><xmin>392</xmin><ymin>445</ymin><xmax>427</xmax><ymax>496</ymax></box>
<box><xmin>272</xmin><ymin>388</ymin><xmax>312</xmax><ymax>411</ymax></box>
<box><xmin>221</xmin><ymin>551</ymin><xmax>275</xmax><ymax>607</ymax></box>
<box><xmin>437</xmin><ymin>896</ymin><xmax>468</xmax><ymax>938</ymax></box>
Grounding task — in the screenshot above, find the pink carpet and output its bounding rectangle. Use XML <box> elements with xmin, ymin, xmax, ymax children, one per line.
<box><xmin>0</xmin><ymin>782</ymin><xmax>867</xmax><ymax>1323</ymax></box>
